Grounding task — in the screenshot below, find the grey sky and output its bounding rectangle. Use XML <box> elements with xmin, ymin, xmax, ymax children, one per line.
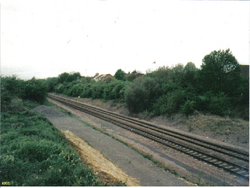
<box><xmin>1</xmin><ymin>0</ymin><xmax>250</xmax><ymax>80</ymax></box>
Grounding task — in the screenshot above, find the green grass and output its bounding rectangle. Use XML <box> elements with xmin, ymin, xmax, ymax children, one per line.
<box><xmin>1</xmin><ymin>99</ymin><xmax>104</xmax><ymax>186</ymax></box>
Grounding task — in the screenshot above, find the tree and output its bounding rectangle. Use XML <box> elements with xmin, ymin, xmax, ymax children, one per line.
<box><xmin>45</xmin><ymin>77</ymin><xmax>58</xmax><ymax>92</ymax></box>
<box><xmin>114</xmin><ymin>69</ymin><xmax>126</xmax><ymax>81</ymax></box>
<box><xmin>21</xmin><ymin>77</ymin><xmax>48</xmax><ymax>104</ymax></box>
<box><xmin>68</xmin><ymin>72</ymin><xmax>81</xmax><ymax>82</ymax></box>
<box><xmin>171</xmin><ymin>64</ymin><xmax>184</xmax><ymax>85</ymax></box>
<box><xmin>124</xmin><ymin>77</ymin><xmax>160</xmax><ymax>113</ymax></box>
<box><xmin>183</xmin><ymin>62</ymin><xmax>197</xmax><ymax>88</ymax></box>
<box><xmin>57</xmin><ymin>72</ymin><xmax>70</xmax><ymax>84</ymax></box>
<box><xmin>198</xmin><ymin>49</ymin><xmax>241</xmax><ymax>96</ymax></box>
<box><xmin>183</xmin><ymin>62</ymin><xmax>197</xmax><ymax>73</ymax></box>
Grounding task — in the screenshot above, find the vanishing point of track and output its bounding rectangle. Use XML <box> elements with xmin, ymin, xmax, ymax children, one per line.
<box><xmin>48</xmin><ymin>93</ymin><xmax>249</xmax><ymax>181</ymax></box>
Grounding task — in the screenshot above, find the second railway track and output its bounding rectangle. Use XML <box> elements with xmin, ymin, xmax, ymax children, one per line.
<box><xmin>48</xmin><ymin>93</ymin><xmax>249</xmax><ymax>181</ymax></box>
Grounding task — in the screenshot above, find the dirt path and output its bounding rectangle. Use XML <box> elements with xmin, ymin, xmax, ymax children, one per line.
<box><xmin>60</xmin><ymin>130</ymin><xmax>139</xmax><ymax>186</ymax></box>
<box><xmin>33</xmin><ymin>104</ymin><xmax>189</xmax><ymax>186</ymax></box>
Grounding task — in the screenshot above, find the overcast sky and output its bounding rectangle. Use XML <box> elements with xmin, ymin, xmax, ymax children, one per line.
<box><xmin>1</xmin><ymin>0</ymin><xmax>250</xmax><ymax>80</ymax></box>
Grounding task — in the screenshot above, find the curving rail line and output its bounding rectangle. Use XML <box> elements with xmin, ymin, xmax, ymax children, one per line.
<box><xmin>48</xmin><ymin>93</ymin><xmax>249</xmax><ymax>181</ymax></box>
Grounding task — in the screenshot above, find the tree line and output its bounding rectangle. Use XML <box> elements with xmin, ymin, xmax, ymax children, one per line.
<box><xmin>1</xmin><ymin>49</ymin><xmax>249</xmax><ymax>119</ymax></box>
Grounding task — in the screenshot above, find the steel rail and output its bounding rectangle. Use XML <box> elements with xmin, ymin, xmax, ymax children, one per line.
<box><xmin>48</xmin><ymin>93</ymin><xmax>249</xmax><ymax>180</ymax></box>
<box><xmin>48</xmin><ymin>93</ymin><xmax>249</xmax><ymax>160</ymax></box>
<box><xmin>68</xmin><ymin>96</ymin><xmax>248</xmax><ymax>162</ymax></box>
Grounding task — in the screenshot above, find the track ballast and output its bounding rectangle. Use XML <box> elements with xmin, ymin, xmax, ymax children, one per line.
<box><xmin>48</xmin><ymin>93</ymin><xmax>249</xmax><ymax>181</ymax></box>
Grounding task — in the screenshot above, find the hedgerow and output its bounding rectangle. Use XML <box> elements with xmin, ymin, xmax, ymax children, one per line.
<box><xmin>44</xmin><ymin>50</ymin><xmax>248</xmax><ymax>119</ymax></box>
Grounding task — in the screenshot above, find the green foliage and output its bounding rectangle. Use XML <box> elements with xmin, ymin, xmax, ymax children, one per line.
<box><xmin>183</xmin><ymin>62</ymin><xmax>197</xmax><ymax>89</ymax></box>
<box><xmin>1</xmin><ymin>100</ymin><xmax>103</xmax><ymax>186</ymax></box>
<box><xmin>55</xmin><ymin>83</ymin><xmax>65</xmax><ymax>93</ymax></box>
<box><xmin>100</xmin><ymin>76</ymin><xmax>116</xmax><ymax>84</ymax></box>
<box><xmin>21</xmin><ymin>78</ymin><xmax>48</xmax><ymax>104</ymax></box>
<box><xmin>1</xmin><ymin>75</ymin><xmax>25</xmax><ymax>95</ymax></box>
<box><xmin>45</xmin><ymin>50</ymin><xmax>248</xmax><ymax>119</ymax></box>
<box><xmin>208</xmin><ymin>92</ymin><xmax>231</xmax><ymax>116</ymax></box>
<box><xmin>198</xmin><ymin>49</ymin><xmax>241</xmax><ymax>96</ymax></box>
<box><xmin>57</xmin><ymin>72</ymin><xmax>70</xmax><ymax>84</ymax></box>
<box><xmin>181</xmin><ymin>100</ymin><xmax>195</xmax><ymax>117</ymax></box>
<box><xmin>57</xmin><ymin>72</ymin><xmax>81</xmax><ymax>84</ymax></box>
<box><xmin>125</xmin><ymin>77</ymin><xmax>160</xmax><ymax>113</ymax></box>
<box><xmin>67</xmin><ymin>83</ymin><xmax>85</xmax><ymax>97</ymax></box>
<box><xmin>153</xmin><ymin>89</ymin><xmax>185</xmax><ymax>116</ymax></box>
<box><xmin>45</xmin><ymin>77</ymin><xmax>58</xmax><ymax>92</ymax></box>
<box><xmin>1</xmin><ymin>90</ymin><xmax>12</xmax><ymax>108</ymax></box>
<box><xmin>114</xmin><ymin>69</ymin><xmax>126</xmax><ymax>81</ymax></box>
<box><xmin>126</xmin><ymin>70</ymin><xmax>139</xmax><ymax>82</ymax></box>
<box><xmin>103</xmin><ymin>80</ymin><xmax>128</xmax><ymax>100</ymax></box>
<box><xmin>196</xmin><ymin>92</ymin><xmax>231</xmax><ymax>116</ymax></box>
<box><xmin>80</xmin><ymin>83</ymin><xmax>92</xmax><ymax>98</ymax></box>
<box><xmin>171</xmin><ymin>64</ymin><xmax>184</xmax><ymax>86</ymax></box>
<box><xmin>91</xmin><ymin>82</ymin><xmax>105</xmax><ymax>99</ymax></box>
<box><xmin>145</xmin><ymin>66</ymin><xmax>172</xmax><ymax>84</ymax></box>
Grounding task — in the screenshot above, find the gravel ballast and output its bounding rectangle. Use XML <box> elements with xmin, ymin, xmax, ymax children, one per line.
<box><xmin>33</xmin><ymin>105</ymin><xmax>189</xmax><ymax>186</ymax></box>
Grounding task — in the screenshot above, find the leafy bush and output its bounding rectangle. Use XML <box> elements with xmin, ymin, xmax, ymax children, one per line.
<box><xmin>125</xmin><ymin>77</ymin><xmax>160</xmax><ymax>113</ymax></box>
<box><xmin>196</xmin><ymin>92</ymin><xmax>231</xmax><ymax>116</ymax></box>
<box><xmin>1</xmin><ymin>101</ymin><xmax>103</xmax><ymax>186</ymax></box>
<box><xmin>208</xmin><ymin>92</ymin><xmax>231</xmax><ymax>116</ymax></box>
<box><xmin>80</xmin><ymin>84</ymin><xmax>92</xmax><ymax>98</ymax></box>
<box><xmin>1</xmin><ymin>90</ymin><xmax>12</xmax><ymax>107</ymax></box>
<box><xmin>181</xmin><ymin>100</ymin><xmax>195</xmax><ymax>117</ymax></box>
<box><xmin>198</xmin><ymin>49</ymin><xmax>241</xmax><ymax>96</ymax></box>
<box><xmin>67</xmin><ymin>83</ymin><xmax>85</xmax><ymax>97</ymax></box>
<box><xmin>21</xmin><ymin>78</ymin><xmax>48</xmax><ymax>104</ymax></box>
<box><xmin>114</xmin><ymin>69</ymin><xmax>126</xmax><ymax>81</ymax></box>
<box><xmin>91</xmin><ymin>82</ymin><xmax>105</xmax><ymax>99</ymax></box>
<box><xmin>153</xmin><ymin>89</ymin><xmax>185</xmax><ymax>116</ymax></box>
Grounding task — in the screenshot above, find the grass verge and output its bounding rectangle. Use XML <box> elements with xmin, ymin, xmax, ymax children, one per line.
<box><xmin>1</xmin><ymin>99</ymin><xmax>105</xmax><ymax>186</ymax></box>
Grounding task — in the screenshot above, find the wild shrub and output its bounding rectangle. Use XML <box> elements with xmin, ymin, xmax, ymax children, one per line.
<box><xmin>21</xmin><ymin>78</ymin><xmax>48</xmax><ymax>104</ymax></box>
<box><xmin>125</xmin><ymin>77</ymin><xmax>160</xmax><ymax>113</ymax></box>
<box><xmin>181</xmin><ymin>100</ymin><xmax>195</xmax><ymax>117</ymax></box>
<box><xmin>153</xmin><ymin>89</ymin><xmax>185</xmax><ymax>116</ymax></box>
<box><xmin>80</xmin><ymin>84</ymin><xmax>92</xmax><ymax>98</ymax></box>
<box><xmin>55</xmin><ymin>83</ymin><xmax>65</xmax><ymax>93</ymax></box>
<box><xmin>67</xmin><ymin>83</ymin><xmax>85</xmax><ymax>97</ymax></box>
<box><xmin>45</xmin><ymin>77</ymin><xmax>58</xmax><ymax>92</ymax></box>
<box><xmin>1</xmin><ymin>90</ymin><xmax>12</xmax><ymax>108</ymax></box>
<box><xmin>110</xmin><ymin>80</ymin><xmax>128</xmax><ymax>100</ymax></box>
<box><xmin>208</xmin><ymin>92</ymin><xmax>231</xmax><ymax>116</ymax></box>
<box><xmin>196</xmin><ymin>92</ymin><xmax>231</xmax><ymax>116</ymax></box>
<box><xmin>91</xmin><ymin>82</ymin><xmax>105</xmax><ymax>99</ymax></box>
<box><xmin>103</xmin><ymin>81</ymin><xmax>117</xmax><ymax>100</ymax></box>
<box><xmin>1</xmin><ymin>101</ymin><xmax>103</xmax><ymax>186</ymax></box>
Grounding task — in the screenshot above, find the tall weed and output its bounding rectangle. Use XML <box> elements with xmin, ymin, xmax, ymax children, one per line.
<box><xmin>0</xmin><ymin>100</ymin><xmax>104</xmax><ymax>186</ymax></box>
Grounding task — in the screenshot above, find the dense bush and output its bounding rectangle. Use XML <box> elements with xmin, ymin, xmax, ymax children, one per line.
<box><xmin>153</xmin><ymin>89</ymin><xmax>185</xmax><ymax>116</ymax></box>
<box><xmin>181</xmin><ymin>100</ymin><xmax>195</xmax><ymax>117</ymax></box>
<box><xmin>21</xmin><ymin>78</ymin><xmax>48</xmax><ymax>104</ymax></box>
<box><xmin>114</xmin><ymin>69</ymin><xmax>126</xmax><ymax>81</ymax></box>
<box><xmin>45</xmin><ymin>77</ymin><xmax>58</xmax><ymax>92</ymax></box>
<box><xmin>91</xmin><ymin>82</ymin><xmax>105</xmax><ymax>99</ymax></box>
<box><xmin>1</xmin><ymin>101</ymin><xmax>103</xmax><ymax>186</ymax></box>
<box><xmin>125</xmin><ymin>77</ymin><xmax>160</xmax><ymax>113</ymax></box>
<box><xmin>198</xmin><ymin>49</ymin><xmax>242</xmax><ymax>96</ymax></box>
<box><xmin>208</xmin><ymin>92</ymin><xmax>231</xmax><ymax>116</ymax></box>
<box><xmin>44</xmin><ymin>49</ymin><xmax>248</xmax><ymax>119</ymax></box>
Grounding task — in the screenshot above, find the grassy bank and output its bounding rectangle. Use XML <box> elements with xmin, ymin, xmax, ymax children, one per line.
<box><xmin>1</xmin><ymin>98</ymin><xmax>105</xmax><ymax>186</ymax></box>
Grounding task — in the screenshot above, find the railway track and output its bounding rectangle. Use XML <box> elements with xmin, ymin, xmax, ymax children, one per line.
<box><xmin>48</xmin><ymin>93</ymin><xmax>249</xmax><ymax>181</ymax></box>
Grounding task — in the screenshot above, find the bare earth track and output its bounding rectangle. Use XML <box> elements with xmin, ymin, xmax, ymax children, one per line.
<box><xmin>46</xmin><ymin>93</ymin><xmax>249</xmax><ymax>186</ymax></box>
